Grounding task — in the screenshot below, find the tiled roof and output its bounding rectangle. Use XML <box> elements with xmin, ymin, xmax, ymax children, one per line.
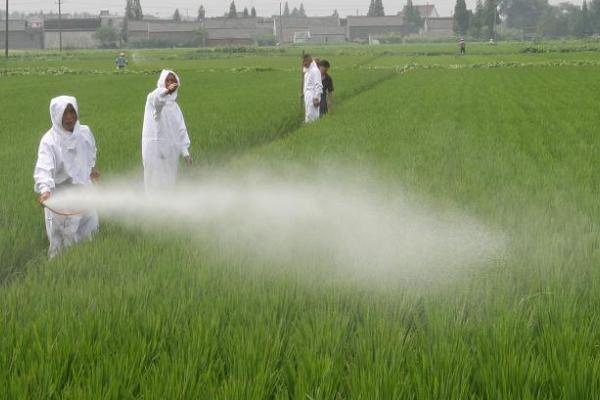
<box><xmin>6</xmin><ymin>20</ymin><xmax>27</xmax><ymax>31</ymax></box>
<box><xmin>427</xmin><ymin>17</ymin><xmax>453</xmax><ymax>29</ymax></box>
<box><xmin>207</xmin><ymin>29</ymin><xmax>254</xmax><ymax>40</ymax></box>
<box><xmin>347</xmin><ymin>16</ymin><xmax>404</xmax><ymax>27</ymax></box>
<box><xmin>275</xmin><ymin>16</ymin><xmax>340</xmax><ymax>29</ymax></box>
<box><xmin>128</xmin><ymin>20</ymin><xmax>200</xmax><ymax>32</ymax></box>
<box><xmin>415</xmin><ymin>5</ymin><xmax>437</xmax><ymax>17</ymax></box>
<box><xmin>44</xmin><ymin>18</ymin><xmax>101</xmax><ymax>31</ymax></box>
<box><xmin>204</xmin><ymin>18</ymin><xmax>262</xmax><ymax>29</ymax></box>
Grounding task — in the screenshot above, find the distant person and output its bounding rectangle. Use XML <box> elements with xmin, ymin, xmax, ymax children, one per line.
<box><xmin>459</xmin><ymin>37</ymin><xmax>466</xmax><ymax>55</ymax></box>
<box><xmin>301</xmin><ymin>54</ymin><xmax>323</xmax><ymax>123</ymax></box>
<box><xmin>318</xmin><ymin>59</ymin><xmax>334</xmax><ymax>116</ymax></box>
<box><xmin>489</xmin><ymin>37</ymin><xmax>496</xmax><ymax>45</ymax></box>
<box><xmin>34</xmin><ymin>96</ymin><xmax>100</xmax><ymax>258</ymax></box>
<box><xmin>142</xmin><ymin>70</ymin><xmax>192</xmax><ymax>191</ymax></box>
<box><xmin>115</xmin><ymin>52</ymin><xmax>128</xmax><ymax>71</ymax></box>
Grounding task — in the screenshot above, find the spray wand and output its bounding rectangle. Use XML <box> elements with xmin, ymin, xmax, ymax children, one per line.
<box><xmin>40</xmin><ymin>201</ymin><xmax>83</xmax><ymax>217</ymax></box>
<box><xmin>38</xmin><ymin>170</ymin><xmax>99</xmax><ymax>216</ymax></box>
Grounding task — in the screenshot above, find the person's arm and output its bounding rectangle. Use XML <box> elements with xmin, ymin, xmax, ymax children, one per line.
<box><xmin>90</xmin><ymin>166</ymin><xmax>100</xmax><ymax>182</ymax></box>
<box><xmin>148</xmin><ymin>84</ymin><xmax>177</xmax><ymax>119</ymax></box>
<box><xmin>328</xmin><ymin>78</ymin><xmax>334</xmax><ymax>111</ymax></box>
<box><xmin>150</xmin><ymin>83</ymin><xmax>178</xmax><ymax>108</ymax></box>
<box><xmin>177</xmin><ymin>108</ymin><xmax>192</xmax><ymax>165</ymax></box>
<box><xmin>86</xmin><ymin>129</ymin><xmax>100</xmax><ymax>182</ymax></box>
<box><xmin>311</xmin><ymin>69</ymin><xmax>322</xmax><ymax>107</ymax></box>
<box><xmin>148</xmin><ymin>90</ymin><xmax>167</xmax><ymax>114</ymax></box>
<box><xmin>34</xmin><ymin>140</ymin><xmax>55</xmax><ymax>203</ymax></box>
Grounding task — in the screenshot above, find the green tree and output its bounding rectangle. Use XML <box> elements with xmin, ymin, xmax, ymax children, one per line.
<box><xmin>332</xmin><ymin>9</ymin><xmax>340</xmax><ymax>18</ymax></box>
<box><xmin>198</xmin><ymin>5</ymin><xmax>206</xmax><ymax>20</ymax></box>
<box><xmin>581</xmin><ymin>1</ymin><xmax>592</xmax><ymax>35</ymax></box>
<box><xmin>502</xmin><ymin>0</ymin><xmax>547</xmax><ymax>33</ymax></box>
<box><xmin>299</xmin><ymin>3</ymin><xmax>306</xmax><ymax>16</ymax></box>
<box><xmin>536</xmin><ymin>6</ymin><xmax>568</xmax><ymax>37</ymax></box>
<box><xmin>590</xmin><ymin>0</ymin><xmax>600</xmax><ymax>32</ymax></box>
<box><xmin>243</xmin><ymin>7</ymin><xmax>249</xmax><ymax>17</ymax></box>
<box><xmin>195</xmin><ymin>27</ymin><xmax>207</xmax><ymax>47</ymax></box>
<box><xmin>95</xmin><ymin>25</ymin><xmax>119</xmax><ymax>48</ymax></box>
<box><xmin>403</xmin><ymin>0</ymin><xmax>423</xmax><ymax>33</ymax></box>
<box><xmin>559</xmin><ymin>2</ymin><xmax>583</xmax><ymax>36</ymax></box>
<box><xmin>173</xmin><ymin>8</ymin><xmax>181</xmax><ymax>21</ymax></box>
<box><xmin>373</xmin><ymin>0</ymin><xmax>385</xmax><ymax>16</ymax></box>
<box><xmin>251</xmin><ymin>7</ymin><xmax>257</xmax><ymax>17</ymax></box>
<box><xmin>125</xmin><ymin>0</ymin><xmax>134</xmax><ymax>19</ymax></box>
<box><xmin>132</xmin><ymin>0</ymin><xmax>143</xmax><ymax>20</ymax></box>
<box><xmin>228</xmin><ymin>1</ymin><xmax>237</xmax><ymax>18</ymax></box>
<box><xmin>121</xmin><ymin>16</ymin><xmax>128</xmax><ymax>42</ymax></box>
<box><xmin>368</xmin><ymin>0</ymin><xmax>375</xmax><ymax>16</ymax></box>
<box><xmin>123</xmin><ymin>0</ymin><xmax>142</xmax><ymax>42</ymax></box>
<box><xmin>468</xmin><ymin>0</ymin><xmax>484</xmax><ymax>37</ymax></box>
<box><xmin>284</xmin><ymin>2</ymin><xmax>290</xmax><ymax>16</ymax></box>
<box><xmin>453</xmin><ymin>0</ymin><xmax>470</xmax><ymax>34</ymax></box>
<box><xmin>483</xmin><ymin>0</ymin><xmax>500</xmax><ymax>38</ymax></box>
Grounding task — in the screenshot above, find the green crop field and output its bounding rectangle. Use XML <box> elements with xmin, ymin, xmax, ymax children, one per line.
<box><xmin>1</xmin><ymin>41</ymin><xmax>599</xmax><ymax>398</ymax></box>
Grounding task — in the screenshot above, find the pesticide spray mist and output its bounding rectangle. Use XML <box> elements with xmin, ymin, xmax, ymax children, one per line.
<box><xmin>46</xmin><ymin>169</ymin><xmax>505</xmax><ymax>284</ymax></box>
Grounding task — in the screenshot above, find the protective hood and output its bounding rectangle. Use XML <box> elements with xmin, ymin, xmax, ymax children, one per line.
<box><xmin>49</xmin><ymin>95</ymin><xmax>82</xmax><ymax>146</ymax></box>
<box><xmin>303</xmin><ymin>60</ymin><xmax>317</xmax><ymax>74</ymax></box>
<box><xmin>157</xmin><ymin>69</ymin><xmax>180</xmax><ymax>102</ymax></box>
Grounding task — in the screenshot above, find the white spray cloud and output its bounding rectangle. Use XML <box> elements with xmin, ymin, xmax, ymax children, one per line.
<box><xmin>46</xmin><ymin>170</ymin><xmax>505</xmax><ymax>283</ymax></box>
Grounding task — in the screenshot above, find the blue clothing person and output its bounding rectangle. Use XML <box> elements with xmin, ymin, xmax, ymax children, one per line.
<box><xmin>115</xmin><ymin>53</ymin><xmax>128</xmax><ymax>70</ymax></box>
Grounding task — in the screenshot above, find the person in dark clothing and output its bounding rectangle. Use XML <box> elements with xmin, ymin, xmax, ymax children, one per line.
<box><xmin>459</xmin><ymin>37</ymin><xmax>466</xmax><ymax>55</ymax></box>
<box><xmin>115</xmin><ymin>52</ymin><xmax>128</xmax><ymax>71</ymax></box>
<box><xmin>318</xmin><ymin>60</ymin><xmax>334</xmax><ymax>116</ymax></box>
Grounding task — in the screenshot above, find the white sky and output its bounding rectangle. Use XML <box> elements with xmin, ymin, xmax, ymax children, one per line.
<box><xmin>11</xmin><ymin>0</ymin><xmax>582</xmax><ymax>19</ymax></box>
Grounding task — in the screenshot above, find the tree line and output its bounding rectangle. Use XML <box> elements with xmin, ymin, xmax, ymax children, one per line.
<box><xmin>454</xmin><ymin>0</ymin><xmax>600</xmax><ymax>38</ymax></box>
<box><xmin>226</xmin><ymin>2</ymin><xmax>258</xmax><ymax>19</ymax></box>
<box><xmin>282</xmin><ymin>2</ymin><xmax>307</xmax><ymax>18</ymax></box>
<box><xmin>124</xmin><ymin>2</ymin><xmax>260</xmax><ymax>22</ymax></box>
<box><xmin>363</xmin><ymin>0</ymin><xmax>600</xmax><ymax>38</ymax></box>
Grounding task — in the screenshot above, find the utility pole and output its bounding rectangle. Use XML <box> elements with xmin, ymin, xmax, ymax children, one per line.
<box><xmin>5</xmin><ymin>0</ymin><xmax>8</xmax><ymax>59</ymax></box>
<box><xmin>57</xmin><ymin>0</ymin><xmax>62</xmax><ymax>51</ymax></box>
<box><xmin>279</xmin><ymin>2</ymin><xmax>283</xmax><ymax>44</ymax></box>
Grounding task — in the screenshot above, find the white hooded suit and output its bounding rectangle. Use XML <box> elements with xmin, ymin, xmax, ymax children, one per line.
<box><xmin>142</xmin><ymin>70</ymin><xmax>191</xmax><ymax>191</ymax></box>
<box><xmin>34</xmin><ymin>96</ymin><xmax>99</xmax><ymax>258</ymax></box>
<box><xmin>303</xmin><ymin>61</ymin><xmax>323</xmax><ymax>123</ymax></box>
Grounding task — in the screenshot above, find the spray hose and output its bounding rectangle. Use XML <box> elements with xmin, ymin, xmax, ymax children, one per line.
<box><xmin>40</xmin><ymin>202</ymin><xmax>83</xmax><ymax>217</ymax></box>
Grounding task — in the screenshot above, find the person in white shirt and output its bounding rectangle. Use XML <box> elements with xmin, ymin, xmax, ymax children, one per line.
<box><xmin>301</xmin><ymin>54</ymin><xmax>323</xmax><ymax>123</ymax></box>
<box><xmin>142</xmin><ymin>69</ymin><xmax>192</xmax><ymax>191</ymax></box>
<box><xmin>34</xmin><ymin>95</ymin><xmax>99</xmax><ymax>258</ymax></box>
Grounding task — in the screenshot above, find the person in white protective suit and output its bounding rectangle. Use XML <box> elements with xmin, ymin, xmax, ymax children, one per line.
<box><xmin>34</xmin><ymin>96</ymin><xmax>99</xmax><ymax>258</ymax></box>
<box><xmin>301</xmin><ymin>54</ymin><xmax>323</xmax><ymax>123</ymax></box>
<box><xmin>142</xmin><ymin>69</ymin><xmax>192</xmax><ymax>191</ymax></box>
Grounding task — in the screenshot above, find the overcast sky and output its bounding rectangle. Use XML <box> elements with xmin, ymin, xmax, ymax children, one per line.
<box><xmin>12</xmin><ymin>0</ymin><xmax>581</xmax><ymax>19</ymax></box>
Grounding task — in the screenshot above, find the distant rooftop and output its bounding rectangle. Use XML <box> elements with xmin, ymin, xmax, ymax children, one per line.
<box><xmin>346</xmin><ymin>16</ymin><xmax>405</xmax><ymax>27</ymax></box>
<box><xmin>44</xmin><ymin>18</ymin><xmax>101</xmax><ymax>31</ymax></box>
<box><xmin>128</xmin><ymin>20</ymin><xmax>200</xmax><ymax>33</ymax></box>
<box><xmin>275</xmin><ymin>16</ymin><xmax>340</xmax><ymax>29</ymax></box>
